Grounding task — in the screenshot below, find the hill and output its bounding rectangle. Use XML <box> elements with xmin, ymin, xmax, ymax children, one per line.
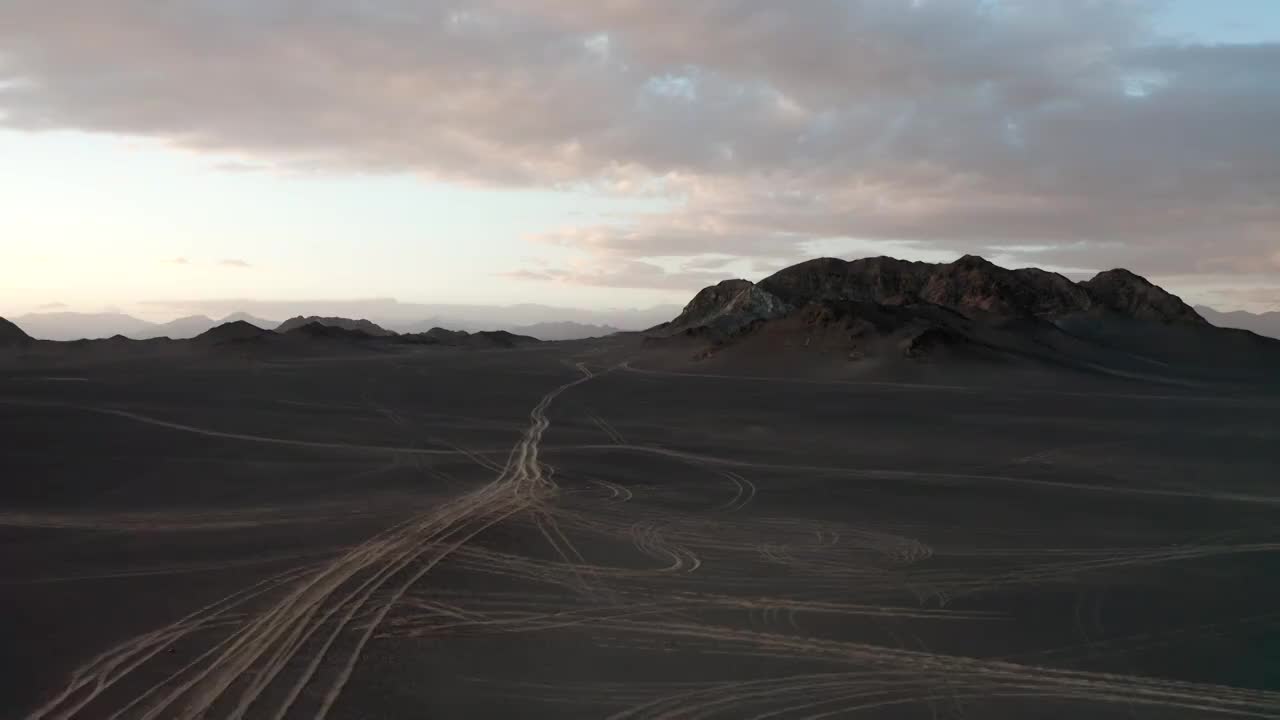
<box><xmin>282</xmin><ymin>321</ymin><xmax>376</xmax><ymax>341</ymax></box>
<box><xmin>136</xmin><ymin>315</ymin><xmax>216</xmax><ymax>339</ymax></box>
<box><xmin>400</xmin><ymin>328</ymin><xmax>540</xmax><ymax>349</ymax></box>
<box><xmin>276</xmin><ymin>316</ymin><xmax>396</xmax><ymax>337</ymax></box>
<box><xmin>220</xmin><ymin>311</ymin><xmax>279</xmax><ymax>328</ymax></box>
<box><xmin>650</xmin><ymin>255</ymin><xmax>1276</xmax><ymax>386</ymax></box>
<box><xmin>194</xmin><ymin>320</ymin><xmax>275</xmax><ymax>344</ymax></box>
<box><xmin>1196</xmin><ymin>305</ymin><xmax>1280</xmax><ymax>340</ymax></box>
<box><xmin>0</xmin><ymin>316</ymin><xmax>33</xmax><ymax>346</ymax></box>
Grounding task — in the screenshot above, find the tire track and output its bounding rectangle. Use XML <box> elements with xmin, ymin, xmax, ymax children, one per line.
<box><xmin>24</xmin><ymin>364</ymin><xmax>599</xmax><ymax>720</ymax></box>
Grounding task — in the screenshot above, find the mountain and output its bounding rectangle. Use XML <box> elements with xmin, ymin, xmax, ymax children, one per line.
<box><xmin>0</xmin><ymin>316</ymin><xmax>33</xmax><ymax>346</ymax></box>
<box><xmin>509</xmin><ymin>321</ymin><xmax>622</xmax><ymax>341</ymax></box>
<box><xmin>194</xmin><ymin>320</ymin><xmax>274</xmax><ymax>344</ymax></box>
<box><xmin>276</xmin><ymin>316</ymin><xmax>396</xmax><ymax>336</ymax></box>
<box><xmin>666</xmin><ymin>279</ymin><xmax>792</xmax><ymax>337</ymax></box>
<box><xmin>400</xmin><ymin>327</ymin><xmax>540</xmax><ymax>349</ymax></box>
<box><xmin>8</xmin><ymin>305</ymin><xmax>672</xmax><ymax>340</ymax></box>
<box><xmin>8</xmin><ymin>311</ymin><xmax>282</xmax><ymax>341</ymax></box>
<box><xmin>751</xmin><ymin>254</ymin><xmax>1204</xmax><ymax>322</ymax></box>
<box><xmin>11</xmin><ymin>312</ymin><xmax>157</xmax><ymax>341</ymax></box>
<box><xmin>136</xmin><ymin>315</ymin><xmax>216</xmax><ymax>339</ymax></box>
<box><xmin>661</xmin><ymin>254</ymin><xmax>1207</xmax><ymax>342</ymax></box>
<box><xmin>220</xmin><ymin>312</ymin><xmax>279</xmax><ymax>328</ymax></box>
<box><xmin>282</xmin><ymin>321</ymin><xmax>377</xmax><ymax>341</ymax></box>
<box><xmin>1080</xmin><ymin>269</ymin><xmax>1207</xmax><ymax>325</ymax></box>
<box><xmin>653</xmin><ymin>255</ymin><xmax>1273</xmax><ymax>384</ymax></box>
<box><xmin>1196</xmin><ymin>306</ymin><xmax>1280</xmax><ymax>340</ymax></box>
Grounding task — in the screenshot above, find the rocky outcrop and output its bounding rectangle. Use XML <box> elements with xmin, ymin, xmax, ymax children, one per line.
<box><xmin>664</xmin><ymin>279</ymin><xmax>791</xmax><ymax>338</ymax></box>
<box><xmin>759</xmin><ymin>255</ymin><xmax>1095</xmax><ymax>319</ymax></box>
<box><xmin>659</xmin><ymin>255</ymin><xmax>1219</xmax><ymax>367</ymax></box>
<box><xmin>1082</xmin><ymin>269</ymin><xmax>1207</xmax><ymax>325</ymax></box>
<box><xmin>755</xmin><ymin>255</ymin><xmax>1200</xmax><ymax>324</ymax></box>
<box><xmin>759</xmin><ymin>256</ymin><xmax>932</xmax><ymax>306</ymax></box>
<box><xmin>920</xmin><ymin>256</ymin><xmax>1093</xmax><ymax>317</ymax></box>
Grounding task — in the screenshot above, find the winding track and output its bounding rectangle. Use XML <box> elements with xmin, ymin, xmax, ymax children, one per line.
<box><xmin>24</xmin><ymin>363</ymin><xmax>598</xmax><ymax>720</ymax></box>
<box><xmin>14</xmin><ymin>356</ymin><xmax>1280</xmax><ymax>719</ymax></box>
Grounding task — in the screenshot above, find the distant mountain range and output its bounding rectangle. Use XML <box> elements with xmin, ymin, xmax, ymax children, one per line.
<box><xmin>7</xmin><ymin>311</ymin><xmax>281</xmax><ymax>341</ymax></box>
<box><xmin>8</xmin><ymin>309</ymin><xmax>644</xmax><ymax>341</ymax></box>
<box><xmin>1194</xmin><ymin>306</ymin><xmax>1280</xmax><ymax>340</ymax></box>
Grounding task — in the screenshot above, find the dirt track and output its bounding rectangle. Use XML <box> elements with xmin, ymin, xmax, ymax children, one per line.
<box><xmin>2</xmin><ymin>340</ymin><xmax>1279</xmax><ymax>718</ymax></box>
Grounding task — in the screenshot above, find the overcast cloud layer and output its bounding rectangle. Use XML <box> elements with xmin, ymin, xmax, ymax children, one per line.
<box><xmin>2</xmin><ymin>1</ymin><xmax>1278</xmax><ymax>295</ymax></box>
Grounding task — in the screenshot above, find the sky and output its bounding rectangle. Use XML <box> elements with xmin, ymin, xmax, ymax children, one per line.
<box><xmin>2</xmin><ymin>0</ymin><xmax>1279</xmax><ymax>321</ymax></box>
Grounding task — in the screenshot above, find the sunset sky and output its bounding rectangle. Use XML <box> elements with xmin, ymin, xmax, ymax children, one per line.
<box><xmin>2</xmin><ymin>1</ymin><xmax>1278</xmax><ymax>320</ymax></box>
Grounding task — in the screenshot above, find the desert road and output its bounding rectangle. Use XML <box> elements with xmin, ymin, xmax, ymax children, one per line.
<box><xmin>2</xmin><ymin>341</ymin><xmax>1279</xmax><ymax>718</ymax></box>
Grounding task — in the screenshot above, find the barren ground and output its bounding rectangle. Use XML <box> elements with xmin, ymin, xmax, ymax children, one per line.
<box><xmin>2</xmin><ymin>337</ymin><xmax>1279</xmax><ymax>718</ymax></box>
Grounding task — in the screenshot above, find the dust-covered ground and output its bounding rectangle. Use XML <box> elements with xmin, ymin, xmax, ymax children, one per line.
<box><xmin>2</xmin><ymin>337</ymin><xmax>1279</xmax><ymax>719</ymax></box>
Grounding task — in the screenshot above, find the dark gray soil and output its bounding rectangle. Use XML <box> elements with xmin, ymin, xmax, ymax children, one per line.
<box><xmin>2</xmin><ymin>337</ymin><xmax>1278</xmax><ymax>719</ymax></box>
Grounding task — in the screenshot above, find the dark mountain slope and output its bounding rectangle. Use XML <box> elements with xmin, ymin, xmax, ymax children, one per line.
<box><xmin>194</xmin><ymin>320</ymin><xmax>275</xmax><ymax>344</ymax></box>
<box><xmin>1081</xmin><ymin>269</ymin><xmax>1206</xmax><ymax>325</ymax></box>
<box><xmin>650</xmin><ymin>254</ymin><xmax>1277</xmax><ymax>387</ymax></box>
<box><xmin>276</xmin><ymin>316</ymin><xmax>396</xmax><ymax>337</ymax></box>
<box><xmin>0</xmin><ymin>317</ymin><xmax>33</xmax><ymax>346</ymax></box>
<box><xmin>400</xmin><ymin>328</ymin><xmax>540</xmax><ymax>349</ymax></box>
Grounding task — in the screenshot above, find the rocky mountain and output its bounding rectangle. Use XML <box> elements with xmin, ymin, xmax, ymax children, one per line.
<box><xmin>1196</xmin><ymin>306</ymin><xmax>1280</xmax><ymax>340</ymax></box>
<box><xmin>651</xmin><ymin>255</ymin><xmax>1270</xmax><ymax>382</ymax></box>
<box><xmin>663</xmin><ymin>279</ymin><xmax>792</xmax><ymax>338</ymax></box>
<box><xmin>752</xmin><ymin>254</ymin><xmax>1199</xmax><ymax>322</ymax></box>
<box><xmin>696</xmin><ymin>254</ymin><xmax>1207</xmax><ymax>328</ymax></box>
<box><xmin>0</xmin><ymin>317</ymin><xmax>33</xmax><ymax>346</ymax></box>
<box><xmin>1080</xmin><ymin>269</ymin><xmax>1207</xmax><ymax>325</ymax></box>
<box><xmin>276</xmin><ymin>316</ymin><xmax>396</xmax><ymax>337</ymax></box>
<box><xmin>282</xmin><ymin>321</ymin><xmax>377</xmax><ymax>341</ymax></box>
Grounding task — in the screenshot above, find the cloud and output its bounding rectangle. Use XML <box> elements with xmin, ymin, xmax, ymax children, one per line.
<box><xmin>171</xmin><ymin>257</ymin><xmax>190</xmax><ymax>265</ymax></box>
<box><xmin>501</xmin><ymin>259</ymin><xmax>731</xmax><ymax>291</ymax></box>
<box><xmin>219</xmin><ymin>258</ymin><xmax>252</xmax><ymax>268</ymax></box>
<box><xmin>35</xmin><ymin>301</ymin><xmax>67</xmax><ymax>310</ymax></box>
<box><xmin>1</xmin><ymin>1</ymin><xmax>1277</xmax><ymax>282</ymax></box>
<box><xmin>1199</xmin><ymin>286</ymin><xmax>1280</xmax><ymax>312</ymax></box>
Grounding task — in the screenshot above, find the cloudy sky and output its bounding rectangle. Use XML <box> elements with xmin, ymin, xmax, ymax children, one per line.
<box><xmin>2</xmin><ymin>0</ymin><xmax>1278</xmax><ymax>320</ymax></box>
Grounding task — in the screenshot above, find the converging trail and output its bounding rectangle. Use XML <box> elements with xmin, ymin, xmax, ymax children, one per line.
<box><xmin>24</xmin><ymin>364</ymin><xmax>600</xmax><ymax>720</ymax></box>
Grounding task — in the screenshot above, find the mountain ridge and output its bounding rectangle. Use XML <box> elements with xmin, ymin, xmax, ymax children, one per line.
<box><xmin>1195</xmin><ymin>305</ymin><xmax>1280</xmax><ymax>340</ymax></box>
<box><xmin>650</xmin><ymin>254</ymin><xmax>1273</xmax><ymax>385</ymax></box>
<box><xmin>276</xmin><ymin>316</ymin><xmax>396</xmax><ymax>337</ymax></box>
<box><xmin>742</xmin><ymin>254</ymin><xmax>1204</xmax><ymax>324</ymax></box>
